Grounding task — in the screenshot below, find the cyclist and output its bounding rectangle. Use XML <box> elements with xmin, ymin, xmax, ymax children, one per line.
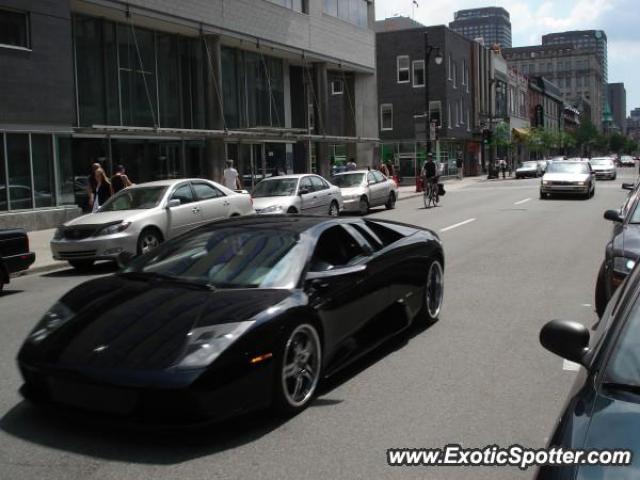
<box><xmin>421</xmin><ymin>153</ymin><xmax>439</xmax><ymax>206</ymax></box>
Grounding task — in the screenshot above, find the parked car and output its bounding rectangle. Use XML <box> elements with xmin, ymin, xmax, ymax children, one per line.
<box><xmin>331</xmin><ymin>170</ymin><xmax>398</xmax><ymax>215</ymax></box>
<box><xmin>0</xmin><ymin>228</ymin><xmax>35</xmax><ymax>291</ymax></box>
<box><xmin>540</xmin><ymin>161</ymin><xmax>595</xmax><ymax>199</ymax></box>
<box><xmin>252</xmin><ymin>174</ymin><xmax>342</xmax><ymax>216</ymax></box>
<box><xmin>515</xmin><ymin>161</ymin><xmax>542</xmax><ymax>179</ymax></box>
<box><xmin>595</xmin><ymin>181</ymin><xmax>640</xmax><ymax>317</ymax></box>
<box><xmin>536</xmin><ymin>261</ymin><xmax>640</xmax><ymax>478</ymax></box>
<box><xmin>537</xmin><ymin>160</ymin><xmax>549</xmax><ymax>173</ymax></box>
<box><xmin>18</xmin><ymin>216</ymin><xmax>445</xmax><ymax>422</ymax></box>
<box><xmin>50</xmin><ymin>179</ymin><xmax>254</xmax><ymax>271</ymax></box>
<box><xmin>589</xmin><ymin>157</ymin><xmax>617</xmax><ymax>180</ymax></box>
<box><xmin>620</xmin><ymin>155</ymin><xmax>636</xmax><ymax>167</ymax></box>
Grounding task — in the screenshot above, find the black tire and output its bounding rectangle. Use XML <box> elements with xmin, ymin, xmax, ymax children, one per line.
<box><xmin>418</xmin><ymin>258</ymin><xmax>444</xmax><ymax>324</ymax></box>
<box><xmin>287</xmin><ymin>207</ymin><xmax>298</xmax><ymax>214</ymax></box>
<box><xmin>137</xmin><ymin>228</ymin><xmax>163</xmax><ymax>255</ymax></box>
<box><xmin>68</xmin><ymin>259</ymin><xmax>95</xmax><ymax>271</ymax></box>
<box><xmin>385</xmin><ymin>192</ymin><xmax>396</xmax><ymax>209</ymax></box>
<box><xmin>358</xmin><ymin>197</ymin><xmax>369</xmax><ymax>215</ymax></box>
<box><xmin>595</xmin><ymin>261</ymin><xmax>608</xmax><ymax>319</ymax></box>
<box><xmin>328</xmin><ymin>201</ymin><xmax>339</xmax><ymax>217</ymax></box>
<box><xmin>539</xmin><ymin>190</ymin><xmax>545</xmax><ymax>199</ymax></box>
<box><xmin>272</xmin><ymin>322</ymin><xmax>322</xmax><ymax>416</ymax></box>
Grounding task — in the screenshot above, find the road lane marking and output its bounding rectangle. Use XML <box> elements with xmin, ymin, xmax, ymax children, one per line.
<box><xmin>440</xmin><ymin>218</ymin><xmax>476</xmax><ymax>232</ymax></box>
<box><xmin>582</xmin><ymin>303</ymin><xmax>592</xmax><ymax>307</ymax></box>
<box><xmin>563</xmin><ymin>360</ymin><xmax>581</xmax><ymax>372</ymax></box>
<box><xmin>514</xmin><ymin>198</ymin><xmax>531</xmax><ymax>205</ymax></box>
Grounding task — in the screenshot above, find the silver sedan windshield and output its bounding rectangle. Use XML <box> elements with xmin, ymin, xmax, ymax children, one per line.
<box><xmin>253</xmin><ymin>179</ymin><xmax>299</xmax><ymax>197</ymax></box>
<box><xmin>100</xmin><ymin>187</ymin><xmax>167</xmax><ymax>211</ymax></box>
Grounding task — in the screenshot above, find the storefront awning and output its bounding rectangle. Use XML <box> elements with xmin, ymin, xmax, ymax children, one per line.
<box><xmin>512</xmin><ymin>128</ymin><xmax>531</xmax><ymax>140</ymax></box>
<box><xmin>74</xmin><ymin>125</ymin><xmax>380</xmax><ymax>144</ymax></box>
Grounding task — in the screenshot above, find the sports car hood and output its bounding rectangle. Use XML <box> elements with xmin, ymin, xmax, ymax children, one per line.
<box><xmin>543</xmin><ymin>173</ymin><xmax>590</xmax><ymax>182</ymax></box>
<box><xmin>63</xmin><ymin>210</ymin><xmax>152</xmax><ymax>227</ymax></box>
<box><xmin>571</xmin><ymin>393</ymin><xmax>640</xmax><ymax>479</ymax></box>
<box><xmin>21</xmin><ymin>276</ymin><xmax>292</xmax><ymax>371</ymax></box>
<box><xmin>611</xmin><ymin>224</ymin><xmax>640</xmax><ymax>259</ymax></box>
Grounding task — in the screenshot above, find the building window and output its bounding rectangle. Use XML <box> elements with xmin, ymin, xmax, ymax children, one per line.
<box><xmin>266</xmin><ymin>0</ymin><xmax>309</xmax><ymax>14</ymax></box>
<box><xmin>448</xmin><ymin>54</ymin><xmax>452</xmax><ymax>80</ymax></box>
<box><xmin>447</xmin><ymin>101</ymin><xmax>451</xmax><ymax>129</ymax></box>
<box><xmin>323</xmin><ymin>0</ymin><xmax>368</xmax><ymax>28</ymax></box>
<box><xmin>380</xmin><ymin>104</ymin><xmax>393</xmax><ymax>131</ymax></box>
<box><xmin>467</xmin><ymin>109</ymin><xmax>471</xmax><ymax>132</ymax></box>
<box><xmin>452</xmin><ymin>62</ymin><xmax>457</xmax><ymax>88</ymax></box>
<box><xmin>412</xmin><ymin>60</ymin><xmax>425</xmax><ymax>87</ymax></box>
<box><xmin>397</xmin><ymin>55</ymin><xmax>410</xmax><ymax>83</ymax></box>
<box><xmin>429</xmin><ymin>100</ymin><xmax>442</xmax><ymax>126</ymax></box>
<box><xmin>331</xmin><ymin>79</ymin><xmax>344</xmax><ymax>95</ymax></box>
<box><xmin>0</xmin><ymin>8</ymin><xmax>30</xmax><ymax>49</ymax></box>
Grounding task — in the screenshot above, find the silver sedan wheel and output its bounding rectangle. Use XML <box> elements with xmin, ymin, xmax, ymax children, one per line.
<box><xmin>281</xmin><ymin>324</ymin><xmax>322</xmax><ymax>408</ymax></box>
<box><xmin>426</xmin><ymin>260</ymin><xmax>444</xmax><ymax>319</ymax></box>
<box><xmin>329</xmin><ymin>202</ymin><xmax>339</xmax><ymax>217</ymax></box>
<box><xmin>139</xmin><ymin>231</ymin><xmax>161</xmax><ymax>254</ymax></box>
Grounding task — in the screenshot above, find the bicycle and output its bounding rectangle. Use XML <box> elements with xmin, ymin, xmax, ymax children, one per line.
<box><xmin>423</xmin><ymin>177</ymin><xmax>440</xmax><ymax>208</ymax></box>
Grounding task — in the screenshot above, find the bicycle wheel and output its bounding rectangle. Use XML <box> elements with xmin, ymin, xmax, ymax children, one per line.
<box><xmin>423</xmin><ymin>190</ymin><xmax>429</xmax><ymax>208</ymax></box>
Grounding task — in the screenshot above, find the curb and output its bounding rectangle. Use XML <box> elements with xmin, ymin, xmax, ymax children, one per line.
<box><xmin>11</xmin><ymin>261</ymin><xmax>68</xmax><ymax>279</ymax></box>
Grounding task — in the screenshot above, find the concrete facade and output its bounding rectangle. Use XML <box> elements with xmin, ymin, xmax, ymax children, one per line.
<box><xmin>449</xmin><ymin>7</ymin><xmax>512</xmax><ymax>49</ymax></box>
<box><xmin>607</xmin><ymin>83</ymin><xmax>626</xmax><ymax>133</ymax></box>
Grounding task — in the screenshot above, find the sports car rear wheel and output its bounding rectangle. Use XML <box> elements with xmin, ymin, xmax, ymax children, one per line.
<box><xmin>421</xmin><ymin>259</ymin><xmax>444</xmax><ymax>323</ymax></box>
<box><xmin>274</xmin><ymin>323</ymin><xmax>322</xmax><ymax>415</ymax></box>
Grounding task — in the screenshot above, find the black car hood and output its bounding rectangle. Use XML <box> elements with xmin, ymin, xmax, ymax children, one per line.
<box><xmin>29</xmin><ymin>276</ymin><xmax>292</xmax><ymax>371</ymax></box>
<box><xmin>612</xmin><ymin>224</ymin><xmax>640</xmax><ymax>259</ymax></box>
<box><xmin>573</xmin><ymin>392</ymin><xmax>640</xmax><ymax>479</ymax></box>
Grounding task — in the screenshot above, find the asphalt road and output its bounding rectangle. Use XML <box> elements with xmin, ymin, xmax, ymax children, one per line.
<box><xmin>0</xmin><ymin>168</ymin><xmax>636</xmax><ymax>480</ymax></box>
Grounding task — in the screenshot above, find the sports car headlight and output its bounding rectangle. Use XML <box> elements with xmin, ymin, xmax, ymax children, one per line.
<box><xmin>613</xmin><ymin>257</ymin><xmax>636</xmax><ymax>275</ymax></box>
<box><xmin>28</xmin><ymin>302</ymin><xmax>74</xmax><ymax>344</ymax></box>
<box><xmin>96</xmin><ymin>222</ymin><xmax>131</xmax><ymax>236</ymax></box>
<box><xmin>53</xmin><ymin>227</ymin><xmax>64</xmax><ymax>240</ymax></box>
<box><xmin>176</xmin><ymin>321</ymin><xmax>255</xmax><ymax>369</ymax></box>
<box><xmin>260</xmin><ymin>205</ymin><xmax>285</xmax><ymax>213</ymax></box>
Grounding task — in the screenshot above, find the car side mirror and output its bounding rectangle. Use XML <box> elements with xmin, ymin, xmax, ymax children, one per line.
<box><xmin>298</xmin><ymin>188</ymin><xmax>309</xmax><ymax>196</ymax></box>
<box><xmin>166</xmin><ymin>198</ymin><xmax>181</xmax><ymax>208</ymax></box>
<box><xmin>306</xmin><ymin>264</ymin><xmax>367</xmax><ymax>281</ymax></box>
<box><xmin>540</xmin><ymin>320</ymin><xmax>590</xmax><ymax>366</ymax></box>
<box><xmin>604</xmin><ymin>209</ymin><xmax>623</xmax><ymax>223</ymax></box>
<box><xmin>116</xmin><ymin>251</ymin><xmax>135</xmax><ymax>269</ymax></box>
<box><xmin>622</xmin><ymin>183</ymin><xmax>635</xmax><ymax>191</ymax></box>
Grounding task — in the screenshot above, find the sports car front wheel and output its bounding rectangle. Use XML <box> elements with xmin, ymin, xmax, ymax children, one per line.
<box><xmin>420</xmin><ymin>259</ymin><xmax>444</xmax><ymax>323</ymax></box>
<box><xmin>273</xmin><ymin>323</ymin><xmax>322</xmax><ymax>415</ymax></box>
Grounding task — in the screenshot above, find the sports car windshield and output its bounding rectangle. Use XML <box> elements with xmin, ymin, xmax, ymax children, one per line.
<box><xmin>545</xmin><ymin>163</ymin><xmax>589</xmax><ymax>174</ymax></box>
<box><xmin>99</xmin><ymin>187</ymin><xmax>167</xmax><ymax>211</ymax></box>
<box><xmin>125</xmin><ymin>227</ymin><xmax>306</xmax><ymax>288</ymax></box>
<box><xmin>331</xmin><ymin>174</ymin><xmax>365</xmax><ymax>187</ymax></box>
<box><xmin>604</xmin><ymin>297</ymin><xmax>640</xmax><ymax>387</ymax></box>
<box><xmin>252</xmin><ymin>179</ymin><xmax>298</xmax><ymax>197</ymax></box>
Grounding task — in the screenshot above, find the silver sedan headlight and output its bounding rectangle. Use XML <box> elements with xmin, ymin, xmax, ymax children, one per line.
<box><xmin>96</xmin><ymin>222</ymin><xmax>131</xmax><ymax>236</ymax></box>
<box><xmin>260</xmin><ymin>205</ymin><xmax>285</xmax><ymax>214</ymax></box>
<box><xmin>613</xmin><ymin>257</ymin><xmax>636</xmax><ymax>275</ymax></box>
<box><xmin>175</xmin><ymin>321</ymin><xmax>255</xmax><ymax>369</ymax></box>
<box><xmin>28</xmin><ymin>302</ymin><xmax>75</xmax><ymax>344</ymax></box>
<box><xmin>53</xmin><ymin>227</ymin><xmax>64</xmax><ymax>240</ymax></box>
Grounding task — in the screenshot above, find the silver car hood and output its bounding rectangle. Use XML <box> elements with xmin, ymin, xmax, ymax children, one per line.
<box><xmin>252</xmin><ymin>196</ymin><xmax>297</xmax><ymax>210</ymax></box>
<box><xmin>543</xmin><ymin>173</ymin><xmax>590</xmax><ymax>182</ymax></box>
<box><xmin>63</xmin><ymin>209</ymin><xmax>154</xmax><ymax>227</ymax></box>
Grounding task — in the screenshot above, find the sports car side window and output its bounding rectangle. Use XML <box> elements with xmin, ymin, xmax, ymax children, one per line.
<box><xmin>309</xmin><ymin>226</ymin><xmax>367</xmax><ymax>272</ymax></box>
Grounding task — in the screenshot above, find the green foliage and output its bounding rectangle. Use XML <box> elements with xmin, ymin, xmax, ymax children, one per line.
<box><xmin>609</xmin><ymin>133</ymin><xmax>626</xmax><ymax>154</ymax></box>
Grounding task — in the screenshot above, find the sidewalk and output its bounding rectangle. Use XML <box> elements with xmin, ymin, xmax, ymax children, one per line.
<box><xmin>20</xmin><ymin>228</ymin><xmax>65</xmax><ymax>276</ymax></box>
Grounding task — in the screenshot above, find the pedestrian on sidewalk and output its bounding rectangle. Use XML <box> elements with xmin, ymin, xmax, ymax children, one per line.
<box><xmin>379</xmin><ymin>162</ymin><xmax>390</xmax><ymax>177</ymax></box>
<box><xmin>90</xmin><ymin>168</ymin><xmax>113</xmax><ymax>212</ymax></box>
<box><xmin>110</xmin><ymin>164</ymin><xmax>134</xmax><ymax>194</ymax></box>
<box><xmin>346</xmin><ymin>158</ymin><xmax>357</xmax><ymax>171</ymax></box>
<box><xmin>499</xmin><ymin>159</ymin><xmax>507</xmax><ymax>179</ymax></box>
<box><xmin>222</xmin><ymin>160</ymin><xmax>241</xmax><ymax>190</ymax></box>
<box><xmin>456</xmin><ymin>153</ymin><xmax>464</xmax><ymax>180</ymax></box>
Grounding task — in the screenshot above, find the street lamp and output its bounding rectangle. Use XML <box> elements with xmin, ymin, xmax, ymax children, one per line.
<box><xmin>415</xmin><ymin>32</ymin><xmax>443</xmax><ymax>191</ymax></box>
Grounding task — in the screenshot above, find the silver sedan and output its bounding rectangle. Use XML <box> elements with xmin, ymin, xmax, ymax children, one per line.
<box><xmin>51</xmin><ymin>179</ymin><xmax>255</xmax><ymax>270</ymax></box>
<box><xmin>331</xmin><ymin>170</ymin><xmax>399</xmax><ymax>215</ymax></box>
<box><xmin>252</xmin><ymin>174</ymin><xmax>342</xmax><ymax>216</ymax></box>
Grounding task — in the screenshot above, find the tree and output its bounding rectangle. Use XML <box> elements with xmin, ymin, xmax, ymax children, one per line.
<box><xmin>574</xmin><ymin>119</ymin><xmax>599</xmax><ymax>155</ymax></box>
<box><xmin>609</xmin><ymin>133</ymin><xmax>626</xmax><ymax>154</ymax></box>
<box><xmin>624</xmin><ymin>138</ymin><xmax>639</xmax><ymax>155</ymax></box>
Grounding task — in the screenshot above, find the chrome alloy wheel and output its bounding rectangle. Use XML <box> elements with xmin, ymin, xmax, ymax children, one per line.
<box><xmin>426</xmin><ymin>260</ymin><xmax>444</xmax><ymax>319</ymax></box>
<box><xmin>329</xmin><ymin>202</ymin><xmax>339</xmax><ymax>217</ymax></box>
<box><xmin>281</xmin><ymin>324</ymin><xmax>322</xmax><ymax>408</ymax></box>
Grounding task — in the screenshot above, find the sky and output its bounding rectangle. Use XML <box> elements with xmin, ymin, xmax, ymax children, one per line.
<box><xmin>375</xmin><ymin>0</ymin><xmax>640</xmax><ymax>117</ymax></box>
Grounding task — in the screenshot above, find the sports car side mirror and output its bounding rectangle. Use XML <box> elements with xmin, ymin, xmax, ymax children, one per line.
<box><xmin>622</xmin><ymin>183</ymin><xmax>635</xmax><ymax>191</ymax></box>
<box><xmin>306</xmin><ymin>264</ymin><xmax>367</xmax><ymax>281</ymax></box>
<box><xmin>166</xmin><ymin>199</ymin><xmax>181</xmax><ymax>208</ymax></box>
<box><xmin>540</xmin><ymin>320</ymin><xmax>590</xmax><ymax>367</ymax></box>
<box><xmin>604</xmin><ymin>210</ymin><xmax>623</xmax><ymax>223</ymax></box>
